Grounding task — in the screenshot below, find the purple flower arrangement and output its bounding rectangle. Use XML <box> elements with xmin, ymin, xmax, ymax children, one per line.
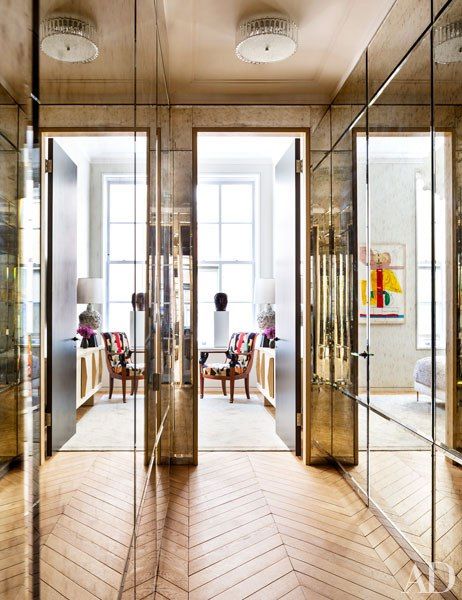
<box><xmin>77</xmin><ymin>324</ymin><xmax>95</xmax><ymax>339</ymax></box>
<box><xmin>263</xmin><ymin>326</ymin><xmax>275</xmax><ymax>340</ymax></box>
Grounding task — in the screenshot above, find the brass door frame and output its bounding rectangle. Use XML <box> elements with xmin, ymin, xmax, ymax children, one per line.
<box><xmin>192</xmin><ymin>127</ymin><xmax>311</xmax><ymax>465</ymax></box>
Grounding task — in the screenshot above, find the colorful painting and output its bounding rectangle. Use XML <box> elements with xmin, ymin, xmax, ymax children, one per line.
<box><xmin>359</xmin><ymin>244</ymin><xmax>405</xmax><ymax>323</ymax></box>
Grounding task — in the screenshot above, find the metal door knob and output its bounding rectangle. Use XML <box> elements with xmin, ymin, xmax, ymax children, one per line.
<box><xmin>351</xmin><ymin>350</ymin><xmax>374</xmax><ymax>358</ymax></box>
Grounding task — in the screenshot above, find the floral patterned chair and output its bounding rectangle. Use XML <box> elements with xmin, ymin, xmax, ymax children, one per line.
<box><xmin>102</xmin><ymin>332</ymin><xmax>145</xmax><ymax>402</ymax></box>
<box><xmin>200</xmin><ymin>332</ymin><xmax>257</xmax><ymax>403</ymax></box>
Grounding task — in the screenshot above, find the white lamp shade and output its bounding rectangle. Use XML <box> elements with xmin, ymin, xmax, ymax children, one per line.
<box><xmin>254</xmin><ymin>278</ymin><xmax>275</xmax><ymax>304</ymax></box>
<box><xmin>77</xmin><ymin>278</ymin><xmax>103</xmax><ymax>304</ymax></box>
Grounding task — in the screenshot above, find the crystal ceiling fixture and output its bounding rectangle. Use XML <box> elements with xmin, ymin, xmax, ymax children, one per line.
<box><xmin>434</xmin><ymin>20</ymin><xmax>462</xmax><ymax>63</ymax></box>
<box><xmin>236</xmin><ymin>14</ymin><xmax>298</xmax><ymax>64</ymax></box>
<box><xmin>40</xmin><ymin>16</ymin><xmax>99</xmax><ymax>63</ymax></box>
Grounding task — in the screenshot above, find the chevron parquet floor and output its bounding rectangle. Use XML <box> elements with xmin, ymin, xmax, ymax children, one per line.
<box><xmin>39</xmin><ymin>451</ymin><xmax>145</xmax><ymax>599</ymax></box>
<box><xmin>155</xmin><ymin>452</ymin><xmax>444</xmax><ymax>600</ymax></box>
<box><xmin>348</xmin><ymin>450</ymin><xmax>462</xmax><ymax>599</ymax></box>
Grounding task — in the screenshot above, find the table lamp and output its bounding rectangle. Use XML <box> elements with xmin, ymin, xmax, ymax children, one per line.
<box><xmin>77</xmin><ymin>277</ymin><xmax>103</xmax><ymax>329</ymax></box>
<box><xmin>254</xmin><ymin>278</ymin><xmax>275</xmax><ymax>329</ymax></box>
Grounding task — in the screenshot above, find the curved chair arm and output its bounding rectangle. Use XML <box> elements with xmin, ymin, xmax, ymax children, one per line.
<box><xmin>199</xmin><ymin>351</ymin><xmax>209</xmax><ymax>366</ymax></box>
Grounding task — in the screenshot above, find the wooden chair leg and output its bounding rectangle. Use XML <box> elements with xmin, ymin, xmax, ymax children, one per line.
<box><xmin>134</xmin><ymin>377</ymin><xmax>138</xmax><ymax>395</ymax></box>
<box><xmin>221</xmin><ymin>379</ymin><xmax>227</xmax><ymax>396</ymax></box>
<box><xmin>109</xmin><ymin>376</ymin><xmax>114</xmax><ymax>399</ymax></box>
<box><xmin>122</xmin><ymin>373</ymin><xmax>127</xmax><ymax>403</ymax></box>
<box><xmin>130</xmin><ymin>378</ymin><xmax>135</xmax><ymax>395</ymax></box>
<box><xmin>245</xmin><ymin>376</ymin><xmax>250</xmax><ymax>400</ymax></box>
<box><xmin>229</xmin><ymin>371</ymin><xmax>235</xmax><ymax>403</ymax></box>
<box><xmin>200</xmin><ymin>372</ymin><xmax>204</xmax><ymax>399</ymax></box>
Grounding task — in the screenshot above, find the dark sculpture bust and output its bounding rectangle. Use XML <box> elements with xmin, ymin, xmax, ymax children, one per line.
<box><xmin>131</xmin><ymin>292</ymin><xmax>146</xmax><ymax>311</ymax></box>
<box><xmin>214</xmin><ymin>292</ymin><xmax>228</xmax><ymax>311</ymax></box>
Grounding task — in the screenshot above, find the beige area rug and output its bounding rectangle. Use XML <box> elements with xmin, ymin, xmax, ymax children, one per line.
<box><xmin>199</xmin><ymin>393</ymin><xmax>288</xmax><ymax>451</ymax></box>
<box><xmin>61</xmin><ymin>393</ymin><xmax>144</xmax><ymax>451</ymax></box>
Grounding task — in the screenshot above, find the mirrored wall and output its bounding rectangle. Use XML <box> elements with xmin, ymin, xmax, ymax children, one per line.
<box><xmin>310</xmin><ymin>0</ymin><xmax>462</xmax><ymax>593</ymax></box>
<box><xmin>0</xmin><ymin>0</ymin><xmax>174</xmax><ymax>597</ymax></box>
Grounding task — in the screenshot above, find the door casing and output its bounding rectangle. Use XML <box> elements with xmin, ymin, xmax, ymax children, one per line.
<box><xmin>192</xmin><ymin>127</ymin><xmax>311</xmax><ymax>465</ymax></box>
<box><xmin>39</xmin><ymin>128</ymin><xmax>151</xmax><ymax>463</ymax></box>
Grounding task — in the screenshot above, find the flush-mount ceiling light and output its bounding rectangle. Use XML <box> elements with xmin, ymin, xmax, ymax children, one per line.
<box><xmin>434</xmin><ymin>20</ymin><xmax>462</xmax><ymax>63</ymax></box>
<box><xmin>40</xmin><ymin>16</ymin><xmax>99</xmax><ymax>63</ymax></box>
<box><xmin>236</xmin><ymin>14</ymin><xmax>298</xmax><ymax>64</ymax></box>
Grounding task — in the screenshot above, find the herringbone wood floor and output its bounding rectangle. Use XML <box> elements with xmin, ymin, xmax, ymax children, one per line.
<box><xmin>348</xmin><ymin>450</ymin><xmax>462</xmax><ymax>598</ymax></box>
<box><xmin>2</xmin><ymin>450</ymin><xmax>451</xmax><ymax>598</ymax></box>
<box><xmin>155</xmin><ymin>452</ymin><xmax>443</xmax><ymax>599</ymax></box>
<box><xmin>39</xmin><ymin>451</ymin><xmax>145</xmax><ymax>599</ymax></box>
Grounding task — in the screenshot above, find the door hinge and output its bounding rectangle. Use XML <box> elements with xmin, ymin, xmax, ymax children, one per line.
<box><xmin>295</xmin><ymin>159</ymin><xmax>303</xmax><ymax>174</ymax></box>
<box><xmin>296</xmin><ymin>412</ymin><xmax>303</xmax><ymax>428</ymax></box>
<box><xmin>152</xmin><ymin>373</ymin><xmax>161</xmax><ymax>391</ymax></box>
<box><xmin>45</xmin><ymin>412</ymin><xmax>52</xmax><ymax>427</ymax></box>
<box><xmin>45</xmin><ymin>159</ymin><xmax>53</xmax><ymax>173</ymax></box>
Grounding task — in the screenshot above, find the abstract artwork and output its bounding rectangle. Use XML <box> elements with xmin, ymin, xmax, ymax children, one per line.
<box><xmin>359</xmin><ymin>244</ymin><xmax>405</xmax><ymax>323</ymax></box>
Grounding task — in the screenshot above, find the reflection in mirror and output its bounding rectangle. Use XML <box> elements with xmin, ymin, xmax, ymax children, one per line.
<box><xmin>345</xmin><ymin>403</ymin><xmax>368</xmax><ymax>493</ymax></box>
<box><xmin>331</xmin><ymin>128</ymin><xmax>360</xmax><ymax>465</ymax></box>
<box><xmin>368</xmin><ymin>0</ymin><xmax>431</xmax><ymax>100</ymax></box>
<box><xmin>310</xmin><ymin>154</ymin><xmax>332</xmax><ymax>460</ymax></box>
<box><xmin>0</xmin><ymin>15</ymin><xmax>38</xmax><ymax>584</ymax></box>
<box><xmin>310</xmin><ymin>107</ymin><xmax>331</xmax><ymax>164</ymax></box>
<box><xmin>434</xmin><ymin>0</ymin><xmax>462</xmax><ymax>453</ymax></box>
<box><xmin>332</xmin><ymin>52</ymin><xmax>367</xmax><ymax>149</ymax></box>
<box><xmin>0</xmin><ymin>100</ymin><xmax>36</xmax><ymax>598</ymax></box>
<box><xmin>435</xmin><ymin>448</ymin><xmax>462</xmax><ymax>597</ymax></box>
<box><xmin>369</xmin><ymin>417</ymin><xmax>432</xmax><ymax>561</ymax></box>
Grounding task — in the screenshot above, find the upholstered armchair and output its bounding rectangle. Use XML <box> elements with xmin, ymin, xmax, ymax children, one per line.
<box><xmin>102</xmin><ymin>332</ymin><xmax>145</xmax><ymax>402</ymax></box>
<box><xmin>200</xmin><ymin>332</ymin><xmax>257</xmax><ymax>403</ymax></box>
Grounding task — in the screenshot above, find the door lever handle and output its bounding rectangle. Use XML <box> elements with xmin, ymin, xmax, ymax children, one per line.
<box><xmin>351</xmin><ymin>351</ymin><xmax>374</xmax><ymax>359</ymax></box>
<box><xmin>71</xmin><ymin>336</ymin><xmax>79</xmax><ymax>342</ymax></box>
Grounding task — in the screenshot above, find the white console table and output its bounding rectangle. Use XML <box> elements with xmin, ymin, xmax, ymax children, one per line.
<box><xmin>77</xmin><ymin>345</ymin><xmax>104</xmax><ymax>408</ymax></box>
<box><xmin>255</xmin><ymin>347</ymin><xmax>276</xmax><ymax>407</ymax></box>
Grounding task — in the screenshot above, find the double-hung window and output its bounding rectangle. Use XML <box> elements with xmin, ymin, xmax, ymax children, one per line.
<box><xmin>106</xmin><ymin>176</ymin><xmax>147</xmax><ymax>334</ymax></box>
<box><xmin>197</xmin><ymin>177</ymin><xmax>256</xmax><ymax>347</ymax></box>
<box><xmin>415</xmin><ymin>173</ymin><xmax>446</xmax><ymax>350</ymax></box>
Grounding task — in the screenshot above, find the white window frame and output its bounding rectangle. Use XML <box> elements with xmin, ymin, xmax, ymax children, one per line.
<box><xmin>104</xmin><ymin>174</ymin><xmax>147</xmax><ymax>331</ymax></box>
<box><xmin>415</xmin><ymin>172</ymin><xmax>446</xmax><ymax>350</ymax></box>
<box><xmin>197</xmin><ymin>175</ymin><xmax>257</xmax><ymax>345</ymax></box>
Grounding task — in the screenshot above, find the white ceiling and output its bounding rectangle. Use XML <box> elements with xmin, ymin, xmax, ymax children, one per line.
<box><xmin>163</xmin><ymin>0</ymin><xmax>395</xmax><ymax>104</ymax></box>
<box><xmin>198</xmin><ymin>134</ymin><xmax>294</xmax><ymax>164</ymax></box>
<box><xmin>56</xmin><ymin>136</ymin><xmax>147</xmax><ymax>164</ymax></box>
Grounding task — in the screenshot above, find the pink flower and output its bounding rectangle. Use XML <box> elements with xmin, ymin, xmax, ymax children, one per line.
<box><xmin>77</xmin><ymin>325</ymin><xmax>95</xmax><ymax>339</ymax></box>
<box><xmin>263</xmin><ymin>326</ymin><xmax>275</xmax><ymax>339</ymax></box>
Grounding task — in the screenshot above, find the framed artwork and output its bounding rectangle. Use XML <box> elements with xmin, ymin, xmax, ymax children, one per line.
<box><xmin>359</xmin><ymin>243</ymin><xmax>405</xmax><ymax>323</ymax></box>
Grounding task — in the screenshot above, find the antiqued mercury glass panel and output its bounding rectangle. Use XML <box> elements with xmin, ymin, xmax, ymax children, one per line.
<box><xmin>433</xmin><ymin>0</ymin><xmax>462</xmax><ymax>454</ymax></box>
<box><xmin>331</xmin><ymin>125</ymin><xmax>361</xmax><ymax>465</ymax></box>
<box><xmin>366</xmin><ymin>33</ymin><xmax>432</xmax><ymax>441</ymax></box>
<box><xmin>0</xmin><ymin>0</ymin><xmax>38</xmax><ymax>591</ymax></box>
<box><xmin>332</xmin><ymin>52</ymin><xmax>367</xmax><ymax>149</ymax></box>
<box><xmin>310</xmin><ymin>107</ymin><xmax>331</xmax><ymax>169</ymax></box>
<box><xmin>368</xmin><ymin>0</ymin><xmax>431</xmax><ymax>100</ymax></box>
<box><xmin>310</xmin><ymin>154</ymin><xmax>332</xmax><ymax>460</ymax></box>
